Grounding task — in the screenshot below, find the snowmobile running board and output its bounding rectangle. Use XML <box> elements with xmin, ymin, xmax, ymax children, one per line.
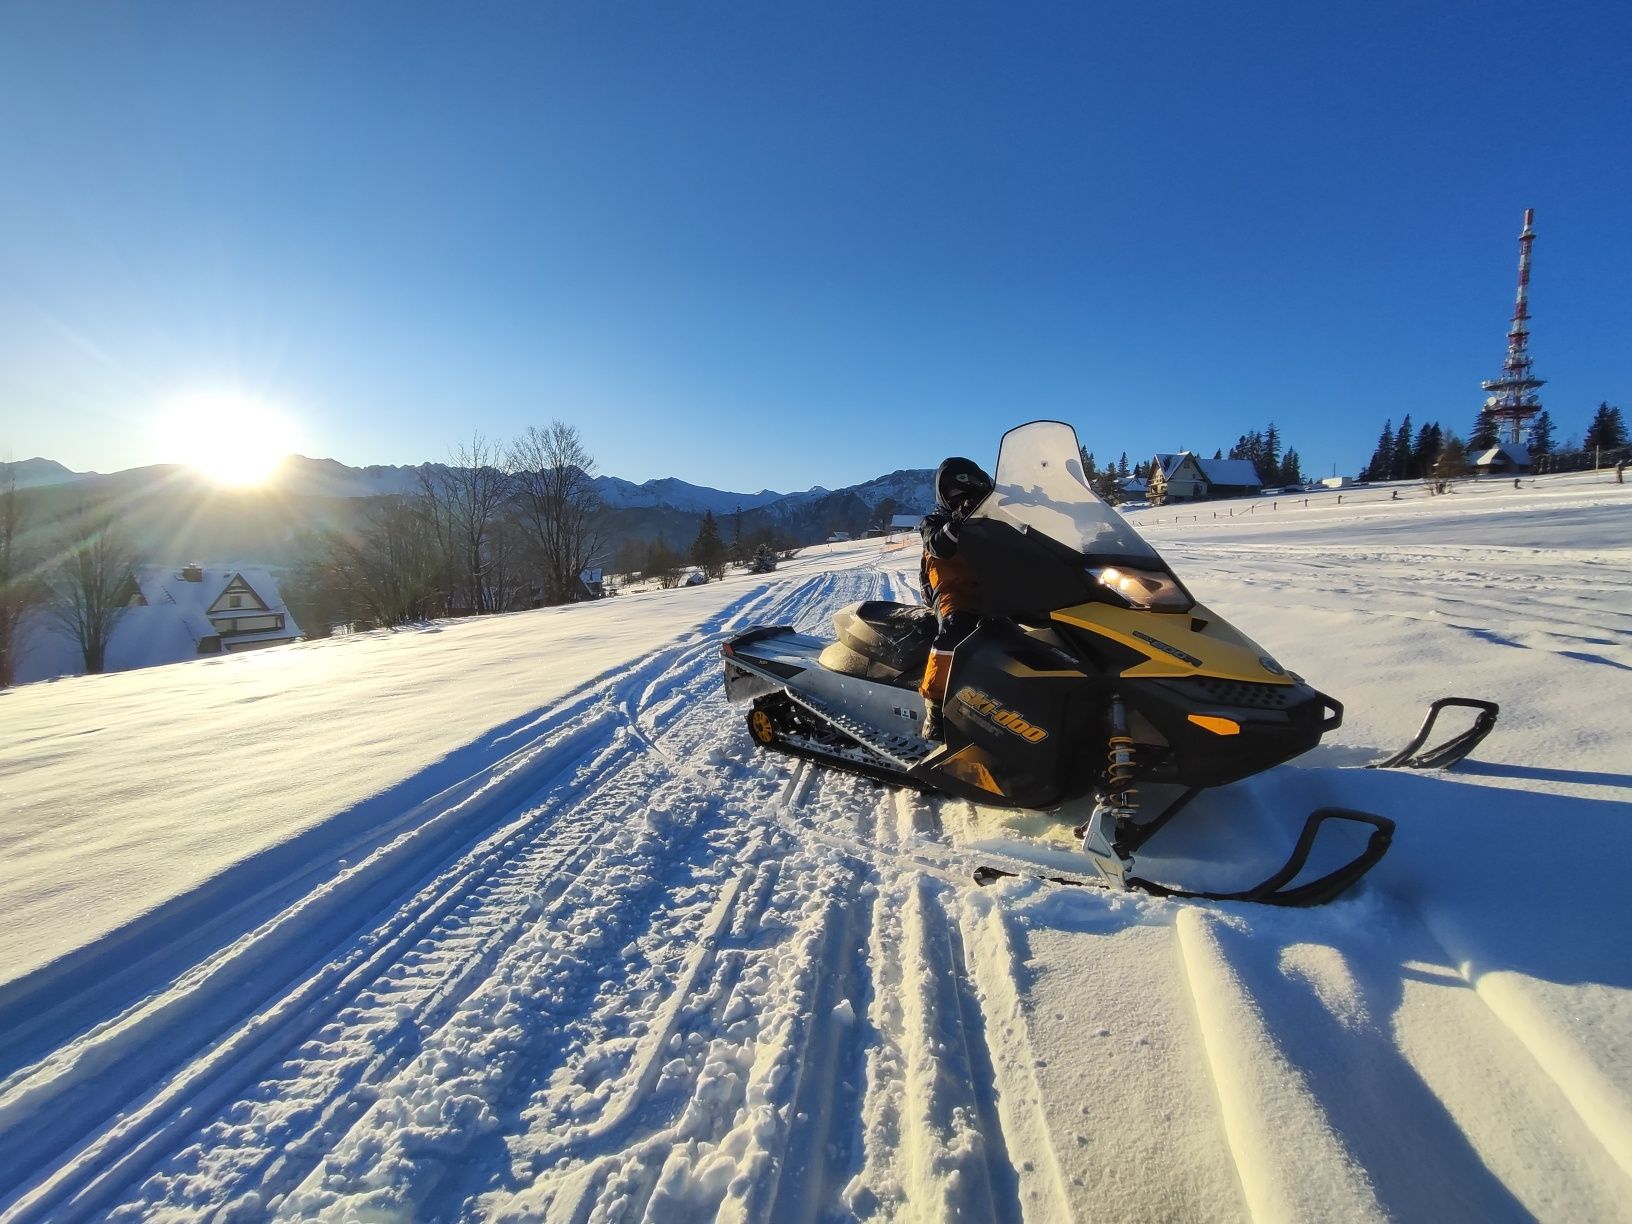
<box><xmin>1371</xmin><ymin>698</ymin><xmax>1500</xmax><ymax>770</ymax></box>
<box><xmin>974</xmin><ymin>808</ymin><xmax>1397</xmax><ymax>908</ymax></box>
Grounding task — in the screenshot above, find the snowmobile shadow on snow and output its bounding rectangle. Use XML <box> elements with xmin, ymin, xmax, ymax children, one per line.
<box><xmin>1452</xmin><ymin>759</ymin><xmax>1632</xmax><ymax>791</ymax></box>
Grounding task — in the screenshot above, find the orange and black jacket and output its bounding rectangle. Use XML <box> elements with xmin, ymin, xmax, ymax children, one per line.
<box><xmin>919</xmin><ymin>510</ymin><xmax>981</xmax><ymax>617</ymax></box>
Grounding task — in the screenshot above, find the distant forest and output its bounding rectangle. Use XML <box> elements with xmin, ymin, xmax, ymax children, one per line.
<box><xmin>1360</xmin><ymin>402</ymin><xmax>1628</xmax><ymax>480</ymax></box>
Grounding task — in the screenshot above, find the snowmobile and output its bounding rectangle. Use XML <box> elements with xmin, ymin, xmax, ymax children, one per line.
<box><xmin>721</xmin><ymin>421</ymin><xmax>1498</xmax><ymax>906</ymax></box>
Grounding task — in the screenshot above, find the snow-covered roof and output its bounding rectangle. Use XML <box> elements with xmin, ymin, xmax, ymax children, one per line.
<box><xmin>1152</xmin><ymin>453</ymin><xmax>1197</xmax><ymax>481</ymax></box>
<box><xmin>15</xmin><ymin>566</ymin><xmax>301</xmax><ymax>683</ymax></box>
<box><xmin>1474</xmin><ymin>443</ymin><xmax>1531</xmax><ymax>467</ymax></box>
<box><xmin>1196</xmin><ymin>458</ymin><xmax>1263</xmax><ymax>487</ymax></box>
<box><xmin>889</xmin><ymin>513</ymin><xmax>924</xmax><ymax>529</ymax></box>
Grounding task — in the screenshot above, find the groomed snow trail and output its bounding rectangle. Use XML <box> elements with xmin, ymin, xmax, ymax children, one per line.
<box><xmin>4</xmin><ymin>506</ymin><xmax>1631</xmax><ymax>1222</ymax></box>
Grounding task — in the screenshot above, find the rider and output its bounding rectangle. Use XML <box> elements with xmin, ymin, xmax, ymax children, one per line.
<box><xmin>918</xmin><ymin>456</ymin><xmax>994</xmax><ymax>739</ymax></box>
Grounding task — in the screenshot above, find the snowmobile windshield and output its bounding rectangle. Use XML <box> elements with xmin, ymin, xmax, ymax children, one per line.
<box><xmin>958</xmin><ymin>421</ymin><xmax>1191</xmax><ymax>616</ymax></box>
<box><xmin>984</xmin><ymin>421</ymin><xmax>1161</xmax><ymax>565</ymax></box>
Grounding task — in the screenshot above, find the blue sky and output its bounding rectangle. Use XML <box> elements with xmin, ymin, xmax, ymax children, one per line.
<box><xmin>1</xmin><ymin>1</ymin><xmax>1627</xmax><ymax>492</ymax></box>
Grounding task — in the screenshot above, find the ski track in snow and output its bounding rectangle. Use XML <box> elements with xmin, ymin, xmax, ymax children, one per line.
<box><xmin>4</xmin><ymin>511</ymin><xmax>1632</xmax><ymax>1222</ymax></box>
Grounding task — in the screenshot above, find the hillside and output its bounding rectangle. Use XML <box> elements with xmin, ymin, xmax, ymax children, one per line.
<box><xmin>1</xmin><ymin>472</ymin><xmax>1628</xmax><ymax>1220</ymax></box>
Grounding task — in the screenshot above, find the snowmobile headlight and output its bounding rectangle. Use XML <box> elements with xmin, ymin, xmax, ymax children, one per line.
<box><xmin>1091</xmin><ymin>566</ymin><xmax>1191</xmax><ymax>611</ymax></box>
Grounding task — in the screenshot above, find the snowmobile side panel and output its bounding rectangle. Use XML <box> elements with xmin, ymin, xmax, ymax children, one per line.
<box><xmin>913</xmin><ymin>619</ymin><xmax>1109</xmax><ymax>809</ymax></box>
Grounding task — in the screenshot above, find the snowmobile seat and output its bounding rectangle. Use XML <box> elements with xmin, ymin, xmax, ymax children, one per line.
<box><xmin>820</xmin><ymin>601</ymin><xmax>935</xmax><ymax>686</ymax></box>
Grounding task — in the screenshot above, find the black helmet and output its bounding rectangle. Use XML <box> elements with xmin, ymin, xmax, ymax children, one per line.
<box><xmin>934</xmin><ymin>456</ymin><xmax>993</xmax><ymax>514</ymax></box>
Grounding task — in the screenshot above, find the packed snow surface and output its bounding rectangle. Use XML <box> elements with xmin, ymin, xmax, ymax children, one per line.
<box><xmin>2</xmin><ymin>472</ymin><xmax>1629</xmax><ymax>1221</ymax></box>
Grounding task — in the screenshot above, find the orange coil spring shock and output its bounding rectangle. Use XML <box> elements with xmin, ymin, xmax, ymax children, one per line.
<box><xmin>1106</xmin><ymin>697</ymin><xmax>1137</xmax><ymax>810</ymax></box>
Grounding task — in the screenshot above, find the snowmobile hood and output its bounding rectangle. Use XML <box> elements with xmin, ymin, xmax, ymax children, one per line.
<box><xmin>1051</xmin><ymin>600</ymin><xmax>1295</xmax><ymax>684</ymax></box>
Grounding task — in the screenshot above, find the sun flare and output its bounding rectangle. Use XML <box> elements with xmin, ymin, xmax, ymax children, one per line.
<box><xmin>158</xmin><ymin>390</ymin><xmax>302</xmax><ymax>487</ymax></box>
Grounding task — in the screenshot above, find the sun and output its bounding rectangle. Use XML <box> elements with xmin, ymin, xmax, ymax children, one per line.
<box><xmin>157</xmin><ymin>390</ymin><xmax>303</xmax><ymax>487</ymax></box>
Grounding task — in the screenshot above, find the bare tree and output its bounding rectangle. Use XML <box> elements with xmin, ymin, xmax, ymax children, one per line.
<box><xmin>309</xmin><ymin>495</ymin><xmax>451</xmax><ymax>628</ymax></box>
<box><xmin>420</xmin><ymin>434</ymin><xmax>511</xmax><ymax>614</ymax></box>
<box><xmin>0</xmin><ymin>464</ymin><xmax>48</xmax><ymax>686</ymax></box>
<box><xmin>48</xmin><ymin>503</ymin><xmax>141</xmax><ymax>674</ymax></box>
<box><xmin>508</xmin><ymin>421</ymin><xmax>604</xmax><ymax>605</ymax></box>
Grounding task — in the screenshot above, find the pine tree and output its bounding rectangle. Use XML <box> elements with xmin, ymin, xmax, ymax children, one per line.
<box><xmin>1364</xmin><ymin>419</ymin><xmax>1394</xmax><ymax>481</ymax></box>
<box><xmin>1469</xmin><ymin>408</ymin><xmax>1500</xmax><ymax>450</ymax></box>
<box><xmin>1391</xmin><ymin>416</ymin><xmax>1413</xmax><ymax>480</ymax></box>
<box><xmin>1080</xmin><ymin>449</ymin><xmax>1098</xmax><ymax>479</ymax></box>
<box><xmin>1279</xmin><ymin>449</ymin><xmax>1302</xmax><ymax>487</ymax></box>
<box><xmin>691</xmin><ymin>511</ymin><xmax>727</xmax><ymax>579</ymax></box>
<box><xmin>1583</xmin><ymin>402</ymin><xmax>1629</xmax><ymax>452</ymax></box>
<box><xmin>1410</xmin><ymin>422</ymin><xmax>1440</xmax><ymax>479</ymax></box>
<box><xmin>1117</xmin><ymin>452</ymin><xmax>1130</xmax><ymax>478</ymax></box>
<box><xmin>1212</xmin><ymin>448</ymin><xmax>1223</xmax><ymax>461</ymax></box>
<box><xmin>1264</xmin><ymin>422</ymin><xmax>1282</xmax><ymax>475</ymax></box>
<box><xmin>1525</xmin><ymin>410</ymin><xmax>1555</xmax><ymax>456</ymax></box>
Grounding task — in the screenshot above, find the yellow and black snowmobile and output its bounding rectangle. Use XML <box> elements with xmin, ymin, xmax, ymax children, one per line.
<box><xmin>722</xmin><ymin>421</ymin><xmax>1497</xmax><ymax>905</ymax></box>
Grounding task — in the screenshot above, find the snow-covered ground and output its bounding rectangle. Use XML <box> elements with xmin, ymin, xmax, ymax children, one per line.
<box><xmin>2</xmin><ymin>472</ymin><xmax>1629</xmax><ymax>1222</ymax></box>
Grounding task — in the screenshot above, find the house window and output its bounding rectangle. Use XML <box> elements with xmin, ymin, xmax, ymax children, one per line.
<box><xmin>229</xmin><ymin>595</ymin><xmax>243</xmax><ymax>609</ymax></box>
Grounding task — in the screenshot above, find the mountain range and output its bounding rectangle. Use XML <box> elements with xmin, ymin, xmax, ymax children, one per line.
<box><xmin>5</xmin><ymin>454</ymin><xmax>936</xmax><ymax>566</ymax></box>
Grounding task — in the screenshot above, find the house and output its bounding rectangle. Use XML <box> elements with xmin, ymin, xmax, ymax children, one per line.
<box><xmin>15</xmin><ymin>564</ymin><xmax>302</xmax><ymax>684</ymax></box>
<box><xmin>1147</xmin><ymin>453</ymin><xmax>1210</xmax><ymax>503</ymax></box>
<box><xmin>1194</xmin><ymin>457</ymin><xmax>1263</xmax><ymax>499</ymax></box>
<box><xmin>1147</xmin><ymin>453</ymin><xmax>1263</xmax><ymax>503</ymax></box>
<box><xmin>1473</xmin><ymin>442</ymin><xmax>1531</xmax><ymax>475</ymax></box>
<box><xmin>132</xmin><ymin>565</ymin><xmax>301</xmax><ymax>655</ymax></box>
<box><xmin>576</xmin><ymin>568</ymin><xmax>606</xmax><ymax>600</ymax></box>
<box><xmin>887</xmin><ymin>512</ymin><xmax>924</xmax><ymax>541</ymax></box>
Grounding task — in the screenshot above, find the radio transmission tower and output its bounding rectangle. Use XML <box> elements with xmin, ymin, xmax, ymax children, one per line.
<box><xmin>1479</xmin><ymin>208</ymin><xmax>1544</xmax><ymax>446</ymax></box>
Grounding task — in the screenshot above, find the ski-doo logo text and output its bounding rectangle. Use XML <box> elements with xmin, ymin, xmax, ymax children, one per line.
<box><xmin>954</xmin><ymin>687</ymin><xmax>1049</xmax><ymax>743</ymax></box>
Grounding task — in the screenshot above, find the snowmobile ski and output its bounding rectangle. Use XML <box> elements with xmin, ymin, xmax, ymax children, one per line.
<box><xmin>971</xmin><ymin>808</ymin><xmax>1396</xmax><ymax>907</ymax></box>
<box><xmin>1371</xmin><ymin>697</ymin><xmax>1500</xmax><ymax>770</ymax></box>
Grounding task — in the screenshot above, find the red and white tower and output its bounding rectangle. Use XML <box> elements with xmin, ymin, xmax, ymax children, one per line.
<box><xmin>1480</xmin><ymin>209</ymin><xmax>1544</xmax><ymax>445</ymax></box>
